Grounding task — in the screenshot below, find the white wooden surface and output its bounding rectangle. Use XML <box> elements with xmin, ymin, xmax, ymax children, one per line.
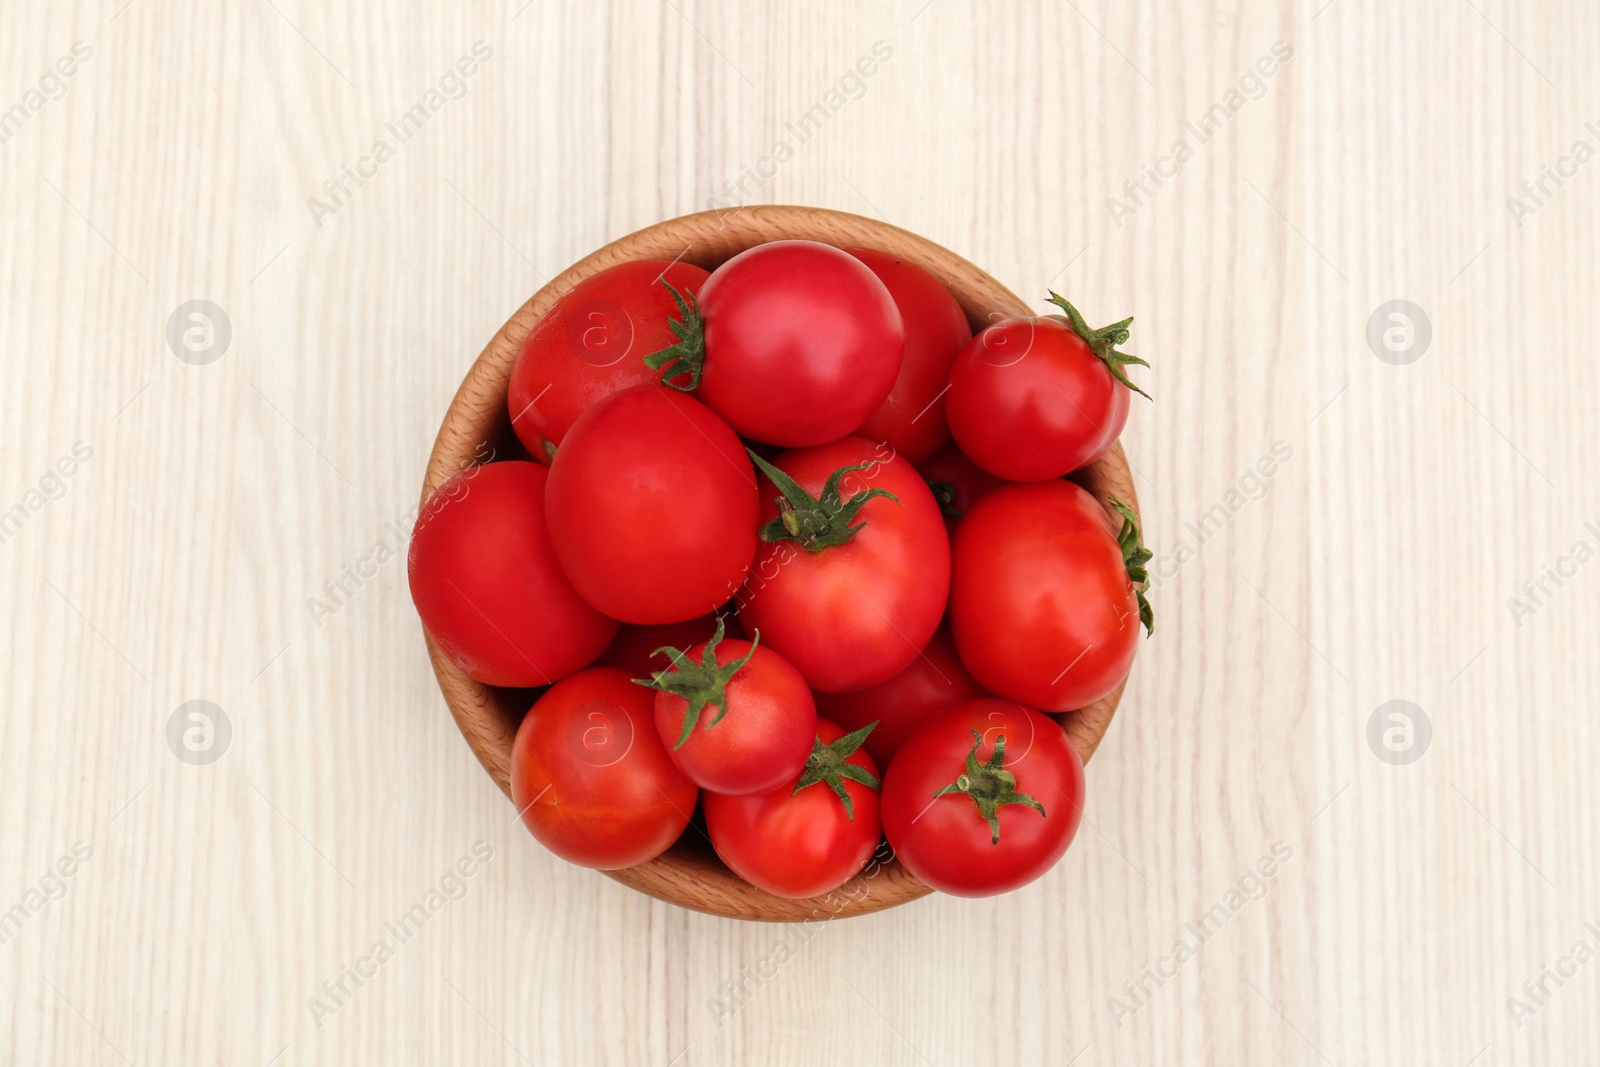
<box><xmin>3</xmin><ymin>0</ymin><xmax>1597</xmax><ymax>1063</ymax></box>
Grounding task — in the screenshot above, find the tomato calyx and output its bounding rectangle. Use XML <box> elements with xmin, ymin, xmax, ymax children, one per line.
<box><xmin>934</xmin><ymin>730</ymin><xmax>1046</xmax><ymax>844</ymax></box>
<box><xmin>1046</xmin><ymin>292</ymin><xmax>1152</xmax><ymax>401</ymax></box>
<box><xmin>747</xmin><ymin>450</ymin><xmax>902</xmax><ymax>551</ymax></box>
<box><xmin>925</xmin><ymin>478</ymin><xmax>960</xmax><ymax>518</ymax></box>
<box><xmin>792</xmin><ymin>722</ymin><xmax>881</xmax><ymax>820</ymax></box>
<box><xmin>642</xmin><ymin>280</ymin><xmax>707</xmax><ymax>391</ymax></box>
<box><xmin>1109</xmin><ymin>497</ymin><xmax>1155</xmax><ymax>636</ymax></box>
<box><xmin>634</xmin><ymin>618</ymin><xmax>758</xmax><ymax>748</ymax></box>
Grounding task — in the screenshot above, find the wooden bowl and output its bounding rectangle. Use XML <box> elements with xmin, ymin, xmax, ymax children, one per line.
<box><xmin>420</xmin><ymin>205</ymin><xmax>1138</xmax><ymax>921</ymax></box>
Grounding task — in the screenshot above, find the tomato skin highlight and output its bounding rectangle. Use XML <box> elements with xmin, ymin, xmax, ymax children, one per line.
<box><xmin>946</xmin><ymin>316</ymin><xmax>1130</xmax><ymax>481</ymax></box>
<box><xmin>650</xmin><ymin>637</ymin><xmax>818</xmax><ymax>796</ymax></box>
<box><xmin>545</xmin><ymin>384</ymin><xmax>759</xmax><ymax>625</ymax></box>
<box><xmin>814</xmin><ymin>625</ymin><xmax>986</xmax><ymax>768</ymax></box>
<box><xmin>510</xmin><ymin>668</ymin><xmax>698</xmax><ymax>870</ymax></box>
<box><xmin>508</xmin><ymin>260</ymin><xmax>710</xmax><ymax>461</ymax></box>
<box><xmin>737</xmin><ymin>437</ymin><xmax>950</xmax><ymax>693</ymax></box>
<box><xmin>408</xmin><ymin>462</ymin><xmax>617</xmax><ymax>688</ymax></box>
<box><xmin>696</xmin><ymin>241</ymin><xmax>904</xmax><ymax>447</ymax></box>
<box><xmin>845</xmin><ymin>248</ymin><xmax>973</xmax><ymax>465</ymax></box>
<box><xmin>881</xmin><ymin>699</ymin><xmax>1084</xmax><ymax>897</ymax></box>
<box><xmin>704</xmin><ymin>719</ymin><xmax>883</xmax><ymax>899</ymax></box>
<box><xmin>949</xmin><ymin>481</ymin><xmax>1140</xmax><ymax>711</ymax></box>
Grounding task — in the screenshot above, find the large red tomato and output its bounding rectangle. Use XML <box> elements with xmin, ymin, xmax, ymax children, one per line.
<box><xmin>949</xmin><ymin>480</ymin><xmax>1151</xmax><ymax>711</ymax></box>
<box><xmin>845</xmin><ymin>248</ymin><xmax>972</xmax><ymax>464</ymax></box>
<box><xmin>646</xmin><ymin>241</ymin><xmax>903</xmax><ymax>447</ymax></box>
<box><xmin>737</xmin><ymin>436</ymin><xmax>949</xmax><ymax>692</ymax></box>
<box><xmin>703</xmin><ymin>718</ymin><xmax>883</xmax><ymax>899</ymax></box>
<box><xmin>945</xmin><ymin>296</ymin><xmax>1149</xmax><ymax>481</ymax></box>
<box><xmin>508</xmin><ymin>260</ymin><xmax>710</xmax><ymax>460</ymax></box>
<box><xmin>545</xmin><ymin>384</ymin><xmax>758</xmax><ymax>625</ymax></box>
<box><xmin>881</xmin><ymin>699</ymin><xmax>1084</xmax><ymax>897</ymax></box>
<box><xmin>814</xmin><ymin>625</ymin><xmax>986</xmax><ymax>767</ymax></box>
<box><xmin>408</xmin><ymin>462</ymin><xmax>617</xmax><ymax>687</ymax></box>
<box><xmin>510</xmin><ymin>667</ymin><xmax>697</xmax><ymax>869</ymax></box>
<box><xmin>642</xmin><ymin>621</ymin><xmax>817</xmax><ymax>795</ymax></box>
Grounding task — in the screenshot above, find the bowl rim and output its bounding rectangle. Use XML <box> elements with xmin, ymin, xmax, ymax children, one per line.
<box><xmin>420</xmin><ymin>204</ymin><xmax>1138</xmax><ymax>922</ymax></box>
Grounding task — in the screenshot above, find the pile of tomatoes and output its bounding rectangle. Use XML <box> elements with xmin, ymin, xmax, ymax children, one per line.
<box><xmin>410</xmin><ymin>239</ymin><xmax>1153</xmax><ymax>900</ymax></box>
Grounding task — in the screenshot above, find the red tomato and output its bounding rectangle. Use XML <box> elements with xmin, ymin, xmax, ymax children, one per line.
<box><xmin>737</xmin><ymin>436</ymin><xmax>949</xmax><ymax>693</ymax></box>
<box><xmin>510</xmin><ymin>667</ymin><xmax>697</xmax><ymax>869</ymax></box>
<box><xmin>597</xmin><ymin>613</ymin><xmax>741</xmax><ymax>678</ymax></box>
<box><xmin>916</xmin><ymin>440</ymin><xmax>1008</xmax><ymax>533</ymax></box>
<box><xmin>508</xmin><ymin>260</ymin><xmax>710</xmax><ymax>460</ymax></box>
<box><xmin>642</xmin><ymin>621</ymin><xmax>817</xmax><ymax>795</ymax></box>
<box><xmin>647</xmin><ymin>241</ymin><xmax>903</xmax><ymax>447</ymax></box>
<box><xmin>704</xmin><ymin>719</ymin><xmax>883</xmax><ymax>899</ymax></box>
<box><xmin>408</xmin><ymin>462</ymin><xmax>617</xmax><ymax>688</ymax></box>
<box><xmin>945</xmin><ymin>296</ymin><xmax>1149</xmax><ymax>481</ymax></box>
<box><xmin>881</xmin><ymin>699</ymin><xmax>1084</xmax><ymax>897</ymax></box>
<box><xmin>845</xmin><ymin>248</ymin><xmax>973</xmax><ymax>464</ymax></box>
<box><xmin>814</xmin><ymin>625</ymin><xmax>986</xmax><ymax>767</ymax></box>
<box><xmin>949</xmin><ymin>481</ymin><xmax>1151</xmax><ymax>712</ymax></box>
<box><xmin>545</xmin><ymin>384</ymin><xmax>759</xmax><ymax>625</ymax></box>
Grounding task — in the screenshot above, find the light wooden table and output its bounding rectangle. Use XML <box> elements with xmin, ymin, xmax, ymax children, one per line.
<box><xmin>3</xmin><ymin>1</ymin><xmax>1596</xmax><ymax>1063</ymax></box>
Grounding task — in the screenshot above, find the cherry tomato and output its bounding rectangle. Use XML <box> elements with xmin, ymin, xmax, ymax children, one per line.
<box><xmin>597</xmin><ymin>613</ymin><xmax>741</xmax><ymax>678</ymax></box>
<box><xmin>845</xmin><ymin>248</ymin><xmax>973</xmax><ymax>464</ymax></box>
<box><xmin>545</xmin><ymin>384</ymin><xmax>759</xmax><ymax>625</ymax></box>
<box><xmin>510</xmin><ymin>667</ymin><xmax>697</xmax><ymax>869</ymax></box>
<box><xmin>881</xmin><ymin>699</ymin><xmax>1084</xmax><ymax>897</ymax></box>
<box><xmin>704</xmin><ymin>719</ymin><xmax>883</xmax><ymax>899</ymax></box>
<box><xmin>949</xmin><ymin>481</ymin><xmax>1151</xmax><ymax>712</ymax></box>
<box><xmin>646</xmin><ymin>241</ymin><xmax>903</xmax><ymax>447</ymax></box>
<box><xmin>814</xmin><ymin>625</ymin><xmax>986</xmax><ymax>767</ymax></box>
<box><xmin>916</xmin><ymin>440</ymin><xmax>1008</xmax><ymax>533</ymax></box>
<box><xmin>508</xmin><ymin>260</ymin><xmax>710</xmax><ymax>460</ymax></box>
<box><xmin>737</xmin><ymin>436</ymin><xmax>949</xmax><ymax>693</ymax></box>
<box><xmin>945</xmin><ymin>296</ymin><xmax>1149</xmax><ymax>481</ymax></box>
<box><xmin>641</xmin><ymin>621</ymin><xmax>817</xmax><ymax>795</ymax></box>
<box><xmin>408</xmin><ymin>462</ymin><xmax>617</xmax><ymax>687</ymax></box>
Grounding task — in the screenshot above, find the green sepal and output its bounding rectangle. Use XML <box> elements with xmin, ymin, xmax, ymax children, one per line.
<box><xmin>933</xmin><ymin>730</ymin><xmax>1046</xmax><ymax>844</ymax></box>
<box><xmin>632</xmin><ymin>618</ymin><xmax>757</xmax><ymax>748</ymax></box>
<box><xmin>925</xmin><ymin>478</ymin><xmax>960</xmax><ymax>518</ymax></box>
<box><xmin>642</xmin><ymin>279</ymin><xmax>707</xmax><ymax>391</ymax></box>
<box><xmin>1108</xmin><ymin>497</ymin><xmax>1154</xmax><ymax>636</ymax></box>
<box><xmin>792</xmin><ymin>721</ymin><xmax>881</xmax><ymax>821</ymax></box>
<box><xmin>747</xmin><ymin>450</ymin><xmax>901</xmax><ymax>552</ymax></box>
<box><xmin>1046</xmin><ymin>291</ymin><xmax>1151</xmax><ymax>400</ymax></box>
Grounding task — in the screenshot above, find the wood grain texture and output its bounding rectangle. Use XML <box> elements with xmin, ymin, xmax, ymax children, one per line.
<box><xmin>2</xmin><ymin>0</ymin><xmax>1597</xmax><ymax>1063</ymax></box>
